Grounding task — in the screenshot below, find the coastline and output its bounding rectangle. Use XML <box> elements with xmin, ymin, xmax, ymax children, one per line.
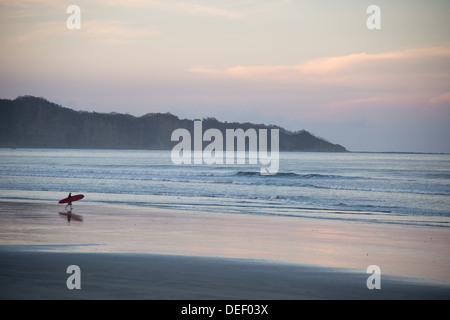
<box><xmin>1</xmin><ymin>199</ymin><xmax>449</xmax><ymax>299</ymax></box>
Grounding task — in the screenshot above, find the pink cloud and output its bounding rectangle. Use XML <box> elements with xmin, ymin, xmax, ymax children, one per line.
<box><xmin>189</xmin><ymin>45</ymin><xmax>450</xmax><ymax>91</ymax></box>
<box><xmin>429</xmin><ymin>92</ymin><xmax>450</xmax><ymax>106</ymax></box>
<box><xmin>189</xmin><ymin>45</ymin><xmax>450</xmax><ymax>124</ymax></box>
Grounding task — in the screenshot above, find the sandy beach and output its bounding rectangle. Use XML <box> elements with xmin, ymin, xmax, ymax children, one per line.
<box><xmin>2</xmin><ymin>250</ymin><xmax>450</xmax><ymax>300</ymax></box>
<box><xmin>1</xmin><ymin>200</ymin><xmax>449</xmax><ymax>300</ymax></box>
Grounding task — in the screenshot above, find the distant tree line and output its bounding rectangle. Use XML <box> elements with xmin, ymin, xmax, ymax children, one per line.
<box><xmin>0</xmin><ymin>96</ymin><xmax>347</xmax><ymax>152</ymax></box>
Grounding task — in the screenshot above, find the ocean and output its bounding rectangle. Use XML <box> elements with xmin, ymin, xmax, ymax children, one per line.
<box><xmin>0</xmin><ymin>148</ymin><xmax>449</xmax><ymax>228</ymax></box>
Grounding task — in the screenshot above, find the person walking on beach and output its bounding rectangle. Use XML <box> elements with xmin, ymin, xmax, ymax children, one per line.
<box><xmin>65</xmin><ymin>193</ymin><xmax>73</xmax><ymax>213</ymax></box>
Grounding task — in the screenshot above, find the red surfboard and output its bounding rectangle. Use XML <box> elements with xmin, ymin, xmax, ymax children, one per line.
<box><xmin>58</xmin><ymin>194</ymin><xmax>84</xmax><ymax>204</ymax></box>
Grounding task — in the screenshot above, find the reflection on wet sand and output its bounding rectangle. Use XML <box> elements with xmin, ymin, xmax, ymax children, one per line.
<box><xmin>58</xmin><ymin>212</ymin><xmax>83</xmax><ymax>224</ymax></box>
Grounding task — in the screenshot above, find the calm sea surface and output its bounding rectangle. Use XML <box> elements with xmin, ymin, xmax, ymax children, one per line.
<box><xmin>0</xmin><ymin>149</ymin><xmax>449</xmax><ymax>227</ymax></box>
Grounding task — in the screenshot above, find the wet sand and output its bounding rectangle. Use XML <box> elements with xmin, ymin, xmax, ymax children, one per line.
<box><xmin>0</xmin><ymin>200</ymin><xmax>449</xmax><ymax>299</ymax></box>
<box><xmin>1</xmin><ymin>249</ymin><xmax>450</xmax><ymax>300</ymax></box>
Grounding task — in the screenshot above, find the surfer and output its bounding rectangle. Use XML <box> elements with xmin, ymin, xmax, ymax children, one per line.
<box><xmin>65</xmin><ymin>193</ymin><xmax>73</xmax><ymax>213</ymax></box>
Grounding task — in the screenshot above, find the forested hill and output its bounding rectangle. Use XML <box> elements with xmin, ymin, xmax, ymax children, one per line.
<box><xmin>0</xmin><ymin>96</ymin><xmax>347</xmax><ymax>152</ymax></box>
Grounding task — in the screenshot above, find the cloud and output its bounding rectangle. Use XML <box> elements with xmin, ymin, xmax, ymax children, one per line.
<box><xmin>96</xmin><ymin>0</ymin><xmax>159</xmax><ymax>7</ymax></box>
<box><xmin>81</xmin><ymin>20</ymin><xmax>158</xmax><ymax>43</ymax></box>
<box><xmin>10</xmin><ymin>20</ymin><xmax>158</xmax><ymax>44</ymax></box>
<box><xmin>97</xmin><ymin>0</ymin><xmax>243</xmax><ymax>19</ymax></box>
<box><xmin>189</xmin><ymin>45</ymin><xmax>450</xmax><ymax>90</ymax></box>
<box><xmin>173</xmin><ymin>2</ymin><xmax>242</xmax><ymax>19</ymax></box>
<box><xmin>429</xmin><ymin>92</ymin><xmax>450</xmax><ymax>106</ymax></box>
<box><xmin>189</xmin><ymin>45</ymin><xmax>450</xmax><ymax>123</ymax></box>
<box><xmin>1</xmin><ymin>0</ymin><xmax>243</xmax><ymax>19</ymax></box>
<box><xmin>0</xmin><ymin>0</ymin><xmax>61</xmax><ymax>8</ymax></box>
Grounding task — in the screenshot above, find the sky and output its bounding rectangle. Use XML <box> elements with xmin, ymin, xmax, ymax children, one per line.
<box><xmin>0</xmin><ymin>0</ymin><xmax>449</xmax><ymax>153</ymax></box>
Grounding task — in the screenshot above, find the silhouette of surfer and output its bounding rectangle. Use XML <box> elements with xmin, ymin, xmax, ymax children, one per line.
<box><xmin>65</xmin><ymin>193</ymin><xmax>73</xmax><ymax>213</ymax></box>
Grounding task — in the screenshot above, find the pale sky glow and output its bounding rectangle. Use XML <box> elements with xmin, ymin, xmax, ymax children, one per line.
<box><xmin>1</xmin><ymin>0</ymin><xmax>449</xmax><ymax>152</ymax></box>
